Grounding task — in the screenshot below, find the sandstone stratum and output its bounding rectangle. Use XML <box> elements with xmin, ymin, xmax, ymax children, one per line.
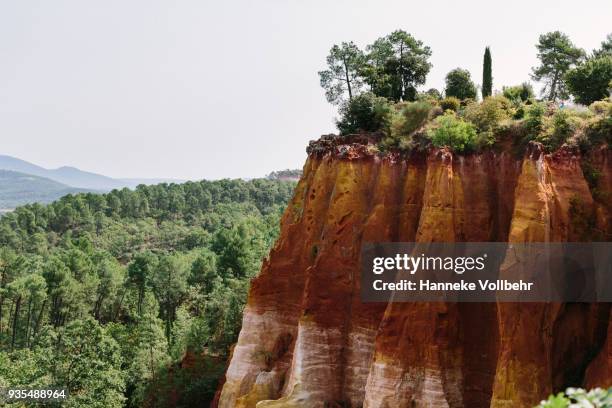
<box><xmin>215</xmin><ymin>133</ymin><xmax>612</xmax><ymax>408</ymax></box>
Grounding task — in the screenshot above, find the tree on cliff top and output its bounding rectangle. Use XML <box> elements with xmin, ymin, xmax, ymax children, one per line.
<box><xmin>362</xmin><ymin>30</ymin><xmax>432</xmax><ymax>102</ymax></box>
<box><xmin>565</xmin><ymin>55</ymin><xmax>612</xmax><ymax>105</ymax></box>
<box><xmin>531</xmin><ymin>31</ymin><xmax>585</xmax><ymax>101</ymax></box>
<box><xmin>482</xmin><ymin>47</ymin><xmax>493</xmax><ymax>98</ymax></box>
<box><xmin>445</xmin><ymin>68</ymin><xmax>478</xmax><ymax>100</ymax></box>
<box><xmin>318</xmin><ymin>42</ymin><xmax>366</xmax><ymax>105</ymax></box>
<box><xmin>564</xmin><ymin>32</ymin><xmax>612</xmax><ymax>106</ymax></box>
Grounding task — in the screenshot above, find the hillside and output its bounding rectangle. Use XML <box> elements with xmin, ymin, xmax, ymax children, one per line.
<box><xmin>0</xmin><ymin>155</ymin><xmax>183</xmax><ymax>190</ymax></box>
<box><xmin>0</xmin><ymin>170</ymin><xmax>90</xmax><ymax>209</ymax></box>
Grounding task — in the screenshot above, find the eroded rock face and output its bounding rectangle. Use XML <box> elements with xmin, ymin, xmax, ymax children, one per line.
<box><xmin>216</xmin><ymin>138</ymin><xmax>612</xmax><ymax>408</ymax></box>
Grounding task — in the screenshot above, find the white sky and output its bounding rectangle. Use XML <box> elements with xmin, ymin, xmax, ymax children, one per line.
<box><xmin>1</xmin><ymin>0</ymin><xmax>610</xmax><ymax>180</ymax></box>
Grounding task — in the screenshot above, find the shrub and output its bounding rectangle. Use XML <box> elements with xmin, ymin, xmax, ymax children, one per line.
<box><xmin>536</xmin><ymin>109</ymin><xmax>586</xmax><ymax>151</ymax></box>
<box><xmin>513</xmin><ymin>104</ymin><xmax>527</xmax><ymax>119</ymax></box>
<box><xmin>474</xmin><ymin>130</ymin><xmax>496</xmax><ymax>150</ymax></box>
<box><xmin>463</xmin><ymin>96</ymin><xmax>513</xmax><ymax>133</ymax></box>
<box><xmin>336</xmin><ymin>93</ymin><xmax>393</xmax><ymax>135</ymax></box>
<box><xmin>416</xmin><ymin>89</ymin><xmax>442</xmax><ymax>104</ymax></box>
<box><xmin>391</xmin><ymin>102</ymin><xmax>433</xmax><ymax>137</ymax></box>
<box><xmin>440</xmin><ymin>97</ymin><xmax>461</xmax><ymax>112</ymax></box>
<box><xmin>581</xmin><ymin>160</ymin><xmax>601</xmax><ymax>189</ymax></box>
<box><xmin>426</xmin><ymin>113</ymin><xmax>479</xmax><ymax>152</ymax></box>
<box><xmin>585</xmin><ymin>105</ymin><xmax>612</xmax><ymax>145</ymax></box>
<box><xmin>536</xmin><ymin>387</ymin><xmax>612</xmax><ymax>408</ymax></box>
<box><xmin>444</xmin><ymin>68</ymin><xmax>478</xmax><ymax>100</ymax></box>
<box><xmin>424</xmin><ymin>88</ymin><xmax>442</xmax><ymax>100</ymax></box>
<box><xmin>503</xmin><ymin>82</ymin><xmax>535</xmax><ymax>103</ymax></box>
<box><xmin>523</xmin><ymin>102</ymin><xmax>547</xmax><ymax>139</ymax></box>
<box><xmin>589</xmin><ymin>99</ymin><xmax>612</xmax><ymax>116</ymax></box>
<box><xmin>380</xmin><ymin>102</ymin><xmax>434</xmax><ymax>150</ymax></box>
<box><xmin>581</xmin><ymin>159</ymin><xmax>608</xmax><ymax>203</ymax></box>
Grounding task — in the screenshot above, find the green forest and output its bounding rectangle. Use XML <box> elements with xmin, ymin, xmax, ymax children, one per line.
<box><xmin>0</xmin><ymin>179</ymin><xmax>295</xmax><ymax>407</ymax></box>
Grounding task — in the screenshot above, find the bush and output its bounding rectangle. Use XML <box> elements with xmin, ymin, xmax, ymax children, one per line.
<box><xmin>426</xmin><ymin>113</ymin><xmax>479</xmax><ymax>152</ymax></box>
<box><xmin>391</xmin><ymin>102</ymin><xmax>433</xmax><ymax>137</ymax></box>
<box><xmin>585</xmin><ymin>104</ymin><xmax>612</xmax><ymax>145</ymax></box>
<box><xmin>536</xmin><ymin>387</ymin><xmax>612</xmax><ymax>408</ymax></box>
<box><xmin>463</xmin><ymin>96</ymin><xmax>513</xmax><ymax>133</ymax></box>
<box><xmin>444</xmin><ymin>68</ymin><xmax>478</xmax><ymax>100</ymax></box>
<box><xmin>418</xmin><ymin>88</ymin><xmax>442</xmax><ymax>101</ymax></box>
<box><xmin>380</xmin><ymin>102</ymin><xmax>434</xmax><ymax>150</ymax></box>
<box><xmin>589</xmin><ymin>99</ymin><xmax>612</xmax><ymax>115</ymax></box>
<box><xmin>503</xmin><ymin>82</ymin><xmax>535</xmax><ymax>103</ymax></box>
<box><xmin>523</xmin><ymin>102</ymin><xmax>547</xmax><ymax>139</ymax></box>
<box><xmin>440</xmin><ymin>97</ymin><xmax>461</xmax><ymax>112</ymax></box>
<box><xmin>536</xmin><ymin>109</ymin><xmax>587</xmax><ymax>151</ymax></box>
<box><xmin>552</xmin><ymin>109</ymin><xmax>584</xmax><ymax>136</ymax></box>
<box><xmin>581</xmin><ymin>160</ymin><xmax>601</xmax><ymax>189</ymax></box>
<box><xmin>336</xmin><ymin>92</ymin><xmax>393</xmax><ymax>135</ymax></box>
<box><xmin>416</xmin><ymin>92</ymin><xmax>441</xmax><ymax>106</ymax></box>
<box><xmin>513</xmin><ymin>104</ymin><xmax>527</xmax><ymax>119</ymax></box>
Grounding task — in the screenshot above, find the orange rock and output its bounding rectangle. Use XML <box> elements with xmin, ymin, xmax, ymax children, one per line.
<box><xmin>216</xmin><ymin>138</ymin><xmax>612</xmax><ymax>408</ymax></box>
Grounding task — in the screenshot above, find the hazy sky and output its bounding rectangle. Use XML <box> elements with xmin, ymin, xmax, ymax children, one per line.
<box><xmin>1</xmin><ymin>0</ymin><xmax>610</xmax><ymax>180</ymax></box>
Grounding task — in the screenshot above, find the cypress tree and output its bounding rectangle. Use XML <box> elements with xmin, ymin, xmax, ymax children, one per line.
<box><xmin>482</xmin><ymin>47</ymin><xmax>492</xmax><ymax>98</ymax></box>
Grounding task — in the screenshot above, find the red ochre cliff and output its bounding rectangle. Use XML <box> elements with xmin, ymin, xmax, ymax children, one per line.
<box><xmin>215</xmin><ymin>134</ymin><xmax>612</xmax><ymax>408</ymax></box>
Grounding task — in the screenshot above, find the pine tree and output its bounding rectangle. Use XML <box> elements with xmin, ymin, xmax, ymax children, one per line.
<box><xmin>482</xmin><ymin>47</ymin><xmax>492</xmax><ymax>98</ymax></box>
<box><xmin>531</xmin><ymin>31</ymin><xmax>584</xmax><ymax>101</ymax></box>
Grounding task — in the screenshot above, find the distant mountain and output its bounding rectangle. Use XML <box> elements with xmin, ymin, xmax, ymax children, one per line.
<box><xmin>0</xmin><ymin>170</ymin><xmax>91</xmax><ymax>210</ymax></box>
<box><xmin>0</xmin><ymin>155</ymin><xmax>183</xmax><ymax>190</ymax></box>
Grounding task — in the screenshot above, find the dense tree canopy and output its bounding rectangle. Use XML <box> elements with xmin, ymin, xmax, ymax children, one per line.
<box><xmin>0</xmin><ymin>178</ymin><xmax>295</xmax><ymax>406</ymax></box>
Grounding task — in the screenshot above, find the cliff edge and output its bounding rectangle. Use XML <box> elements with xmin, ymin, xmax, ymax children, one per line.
<box><xmin>216</xmin><ymin>135</ymin><xmax>612</xmax><ymax>408</ymax></box>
